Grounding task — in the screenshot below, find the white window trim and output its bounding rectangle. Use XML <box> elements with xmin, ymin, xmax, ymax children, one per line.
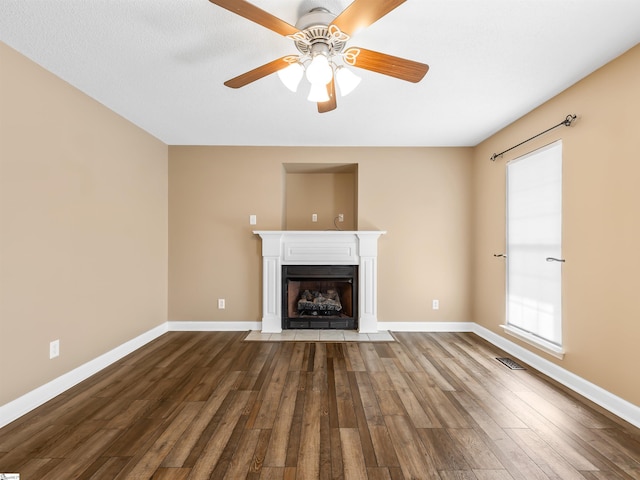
<box><xmin>500</xmin><ymin>324</ymin><xmax>565</xmax><ymax>359</ymax></box>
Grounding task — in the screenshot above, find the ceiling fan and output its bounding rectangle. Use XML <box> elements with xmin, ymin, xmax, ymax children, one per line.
<box><xmin>207</xmin><ymin>0</ymin><xmax>429</xmax><ymax>113</ymax></box>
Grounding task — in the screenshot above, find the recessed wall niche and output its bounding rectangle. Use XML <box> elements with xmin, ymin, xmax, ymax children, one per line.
<box><xmin>283</xmin><ymin>163</ymin><xmax>358</xmax><ymax>231</ymax></box>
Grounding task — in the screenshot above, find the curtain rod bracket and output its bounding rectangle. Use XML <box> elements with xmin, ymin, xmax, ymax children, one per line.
<box><xmin>490</xmin><ymin>114</ymin><xmax>577</xmax><ymax>161</ymax></box>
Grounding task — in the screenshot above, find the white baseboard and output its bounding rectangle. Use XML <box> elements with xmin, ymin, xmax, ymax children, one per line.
<box><xmin>3</xmin><ymin>320</ymin><xmax>638</xmax><ymax>430</ymax></box>
<box><xmin>378</xmin><ymin>321</ymin><xmax>475</xmax><ymax>332</ymax></box>
<box><xmin>470</xmin><ymin>324</ymin><xmax>640</xmax><ymax>429</ymax></box>
<box><xmin>0</xmin><ymin>323</ymin><xmax>168</xmax><ymax>429</ymax></box>
<box><xmin>168</xmin><ymin>321</ymin><xmax>261</xmax><ymax>331</ymax></box>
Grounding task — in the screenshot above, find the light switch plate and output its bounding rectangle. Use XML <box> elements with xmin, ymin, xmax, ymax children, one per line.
<box><xmin>50</xmin><ymin>340</ymin><xmax>60</xmax><ymax>359</ymax></box>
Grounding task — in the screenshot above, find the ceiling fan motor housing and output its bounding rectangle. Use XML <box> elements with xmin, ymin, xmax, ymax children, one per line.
<box><xmin>293</xmin><ymin>8</ymin><xmax>347</xmax><ymax>57</ymax></box>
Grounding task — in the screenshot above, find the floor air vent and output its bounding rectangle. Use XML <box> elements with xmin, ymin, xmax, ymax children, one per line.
<box><xmin>496</xmin><ymin>357</ymin><xmax>526</xmax><ymax>370</ymax></box>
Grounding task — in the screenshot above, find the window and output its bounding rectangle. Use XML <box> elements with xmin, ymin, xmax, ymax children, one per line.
<box><xmin>505</xmin><ymin>141</ymin><xmax>564</xmax><ymax>356</ymax></box>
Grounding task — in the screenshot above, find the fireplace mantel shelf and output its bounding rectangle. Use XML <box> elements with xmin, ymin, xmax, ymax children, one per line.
<box><xmin>254</xmin><ymin>230</ymin><xmax>385</xmax><ymax>333</ymax></box>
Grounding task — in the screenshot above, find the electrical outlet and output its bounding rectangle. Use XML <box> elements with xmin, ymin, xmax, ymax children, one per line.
<box><xmin>249</xmin><ymin>214</ymin><xmax>256</xmax><ymax>225</ymax></box>
<box><xmin>312</xmin><ymin>213</ymin><xmax>318</xmax><ymax>222</ymax></box>
<box><xmin>432</xmin><ymin>299</ymin><xmax>439</xmax><ymax>310</ymax></box>
<box><xmin>50</xmin><ymin>340</ymin><xmax>60</xmax><ymax>359</ymax></box>
<box><xmin>218</xmin><ymin>298</ymin><xmax>226</xmax><ymax>309</ymax></box>
<box><xmin>338</xmin><ymin>213</ymin><xmax>344</xmax><ymax>222</ymax></box>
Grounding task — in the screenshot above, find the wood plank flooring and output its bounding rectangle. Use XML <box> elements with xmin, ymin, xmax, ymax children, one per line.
<box><xmin>1</xmin><ymin>331</ymin><xmax>639</xmax><ymax>479</ymax></box>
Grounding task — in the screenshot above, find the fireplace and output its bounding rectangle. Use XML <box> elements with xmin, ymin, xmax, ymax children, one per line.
<box><xmin>254</xmin><ymin>231</ymin><xmax>385</xmax><ymax>333</ymax></box>
<box><xmin>282</xmin><ymin>265</ymin><xmax>358</xmax><ymax>329</ymax></box>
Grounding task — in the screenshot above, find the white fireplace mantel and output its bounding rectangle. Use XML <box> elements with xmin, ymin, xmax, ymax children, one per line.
<box><xmin>254</xmin><ymin>231</ymin><xmax>386</xmax><ymax>333</ymax></box>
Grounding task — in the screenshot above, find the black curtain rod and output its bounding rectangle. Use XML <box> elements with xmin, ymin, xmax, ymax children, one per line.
<box><xmin>489</xmin><ymin>114</ymin><xmax>577</xmax><ymax>161</ymax></box>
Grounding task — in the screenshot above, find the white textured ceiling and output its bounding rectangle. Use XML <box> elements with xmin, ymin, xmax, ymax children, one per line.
<box><xmin>1</xmin><ymin>1</ymin><xmax>639</xmax><ymax>146</ymax></box>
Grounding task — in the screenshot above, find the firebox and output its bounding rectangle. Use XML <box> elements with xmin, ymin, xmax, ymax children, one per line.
<box><xmin>282</xmin><ymin>265</ymin><xmax>358</xmax><ymax>330</ymax></box>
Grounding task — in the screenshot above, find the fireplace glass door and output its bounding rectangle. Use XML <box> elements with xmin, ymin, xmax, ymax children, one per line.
<box><xmin>282</xmin><ymin>265</ymin><xmax>358</xmax><ymax>330</ymax></box>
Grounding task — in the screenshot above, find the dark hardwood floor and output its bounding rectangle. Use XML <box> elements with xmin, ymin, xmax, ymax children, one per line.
<box><xmin>0</xmin><ymin>331</ymin><xmax>638</xmax><ymax>479</ymax></box>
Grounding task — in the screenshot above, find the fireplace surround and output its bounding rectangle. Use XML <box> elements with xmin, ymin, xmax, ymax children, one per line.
<box><xmin>254</xmin><ymin>231</ymin><xmax>385</xmax><ymax>333</ymax></box>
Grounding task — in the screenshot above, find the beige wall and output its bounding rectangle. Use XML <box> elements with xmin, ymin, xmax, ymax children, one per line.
<box><xmin>285</xmin><ymin>171</ymin><xmax>356</xmax><ymax>230</ymax></box>
<box><xmin>169</xmin><ymin>147</ymin><xmax>473</xmax><ymax>324</ymax></box>
<box><xmin>471</xmin><ymin>44</ymin><xmax>640</xmax><ymax>405</ymax></box>
<box><xmin>0</xmin><ymin>43</ymin><xmax>168</xmax><ymax>405</ymax></box>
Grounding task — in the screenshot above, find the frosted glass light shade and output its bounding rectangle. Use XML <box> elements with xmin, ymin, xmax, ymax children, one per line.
<box><xmin>307</xmin><ymin>82</ymin><xmax>330</xmax><ymax>102</ymax></box>
<box><xmin>335</xmin><ymin>66</ymin><xmax>361</xmax><ymax>96</ymax></box>
<box><xmin>305</xmin><ymin>54</ymin><xmax>333</xmax><ymax>85</ymax></box>
<box><xmin>277</xmin><ymin>62</ymin><xmax>304</xmax><ymax>92</ymax></box>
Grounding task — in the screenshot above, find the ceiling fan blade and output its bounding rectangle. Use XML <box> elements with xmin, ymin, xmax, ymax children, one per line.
<box><xmin>347</xmin><ymin>47</ymin><xmax>429</xmax><ymax>83</ymax></box>
<box><xmin>331</xmin><ymin>0</ymin><xmax>406</xmax><ymax>36</ymax></box>
<box><xmin>208</xmin><ymin>0</ymin><xmax>299</xmax><ymax>36</ymax></box>
<box><xmin>317</xmin><ymin>78</ymin><xmax>337</xmax><ymax>113</ymax></box>
<box><xmin>224</xmin><ymin>57</ymin><xmax>291</xmax><ymax>88</ymax></box>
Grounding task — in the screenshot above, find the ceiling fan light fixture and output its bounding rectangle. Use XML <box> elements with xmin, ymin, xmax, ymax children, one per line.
<box><xmin>335</xmin><ymin>66</ymin><xmax>361</xmax><ymax>96</ymax></box>
<box><xmin>277</xmin><ymin>62</ymin><xmax>304</xmax><ymax>92</ymax></box>
<box><xmin>305</xmin><ymin>53</ymin><xmax>333</xmax><ymax>85</ymax></box>
<box><xmin>307</xmin><ymin>82</ymin><xmax>330</xmax><ymax>102</ymax></box>
<box><xmin>209</xmin><ymin>1</ymin><xmax>429</xmax><ymax>113</ymax></box>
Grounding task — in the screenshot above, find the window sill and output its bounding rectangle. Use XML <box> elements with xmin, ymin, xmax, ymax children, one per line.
<box><xmin>500</xmin><ymin>325</ymin><xmax>565</xmax><ymax>359</ymax></box>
